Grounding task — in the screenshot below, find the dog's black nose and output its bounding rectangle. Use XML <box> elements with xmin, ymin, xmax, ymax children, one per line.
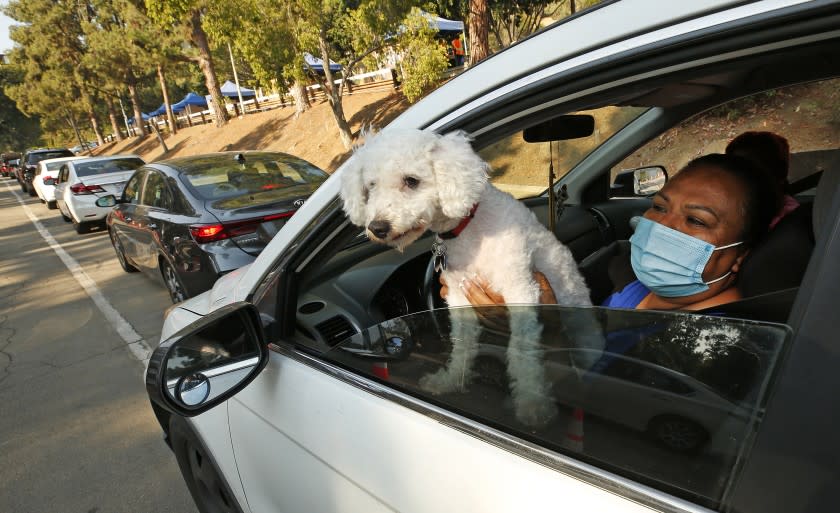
<box><xmin>368</xmin><ymin>220</ymin><xmax>391</xmax><ymax>239</ymax></box>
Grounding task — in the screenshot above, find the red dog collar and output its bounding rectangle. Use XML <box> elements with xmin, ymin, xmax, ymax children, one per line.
<box><xmin>438</xmin><ymin>203</ymin><xmax>479</xmax><ymax>240</ymax></box>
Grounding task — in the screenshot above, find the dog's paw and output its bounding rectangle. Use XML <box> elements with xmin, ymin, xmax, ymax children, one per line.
<box><xmin>514</xmin><ymin>396</ymin><xmax>558</xmax><ymax>428</ymax></box>
<box><xmin>419</xmin><ymin>369</ymin><xmax>467</xmax><ymax>395</ymax></box>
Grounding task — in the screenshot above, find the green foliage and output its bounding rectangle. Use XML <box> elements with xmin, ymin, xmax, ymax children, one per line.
<box><xmin>0</xmin><ymin>65</ymin><xmax>42</xmax><ymax>149</ymax></box>
<box><xmin>397</xmin><ymin>9</ymin><xmax>449</xmax><ymax>103</ymax></box>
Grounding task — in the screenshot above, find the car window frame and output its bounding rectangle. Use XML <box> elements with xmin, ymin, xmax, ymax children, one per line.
<box><xmin>122</xmin><ymin>169</ymin><xmax>147</xmax><ymax>205</ymax></box>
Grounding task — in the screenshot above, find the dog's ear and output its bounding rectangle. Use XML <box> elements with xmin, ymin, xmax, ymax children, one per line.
<box><xmin>339</xmin><ymin>158</ymin><xmax>368</xmax><ymax>226</ymax></box>
<box><xmin>431</xmin><ymin>131</ymin><xmax>489</xmax><ymax>218</ymax></box>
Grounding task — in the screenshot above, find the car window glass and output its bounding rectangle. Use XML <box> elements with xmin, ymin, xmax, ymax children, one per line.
<box><xmin>611</xmin><ymin>77</ymin><xmax>840</xmax><ymax>189</ymax></box>
<box><xmin>478</xmin><ymin>106</ymin><xmax>647</xmax><ymax>199</ymax></box>
<box><xmin>141</xmin><ymin>171</ymin><xmax>172</xmax><ymax>210</ymax></box>
<box><xmin>323</xmin><ymin>306</ymin><xmax>790</xmax><ymax>509</ymax></box>
<box><xmin>74</xmin><ymin>158</ymin><xmax>145</xmax><ymax>178</ymax></box>
<box><xmin>123</xmin><ymin>171</ymin><xmax>145</xmax><ymax>205</ymax></box>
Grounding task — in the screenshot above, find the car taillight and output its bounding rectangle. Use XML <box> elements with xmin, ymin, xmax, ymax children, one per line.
<box><xmin>189</xmin><ymin>211</ymin><xmax>296</xmax><ymax>244</ymax></box>
<box><xmin>70</xmin><ymin>183</ymin><xmax>106</xmax><ymax>195</ymax></box>
<box><xmin>43</xmin><ymin>176</ymin><xmax>55</xmax><ymax>184</ymax></box>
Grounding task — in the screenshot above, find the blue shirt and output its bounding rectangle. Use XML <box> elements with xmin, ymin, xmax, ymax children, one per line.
<box><xmin>602</xmin><ymin>280</ymin><xmax>650</xmax><ymax>308</ymax></box>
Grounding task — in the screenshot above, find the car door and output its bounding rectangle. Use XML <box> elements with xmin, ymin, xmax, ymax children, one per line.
<box><xmin>111</xmin><ymin>170</ymin><xmax>148</xmax><ymax>268</ymax></box>
<box><xmin>128</xmin><ymin>170</ymin><xmax>173</xmax><ymax>269</ymax></box>
<box><xmin>139</xmin><ymin>170</ymin><xmax>198</xmax><ymax>273</ymax></box>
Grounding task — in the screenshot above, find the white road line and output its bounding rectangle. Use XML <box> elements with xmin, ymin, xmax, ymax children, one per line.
<box><xmin>4</xmin><ymin>183</ymin><xmax>152</xmax><ymax>362</ymax></box>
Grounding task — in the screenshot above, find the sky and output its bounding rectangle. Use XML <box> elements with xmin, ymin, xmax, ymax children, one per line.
<box><xmin>0</xmin><ymin>9</ymin><xmax>13</xmax><ymax>54</ymax></box>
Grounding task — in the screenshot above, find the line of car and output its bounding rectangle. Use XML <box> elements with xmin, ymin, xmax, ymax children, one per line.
<box><xmin>3</xmin><ymin>150</ymin><xmax>329</xmax><ymax>304</ymax></box>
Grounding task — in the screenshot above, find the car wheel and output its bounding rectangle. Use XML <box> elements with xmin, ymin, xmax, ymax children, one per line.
<box><xmin>110</xmin><ymin>230</ymin><xmax>138</xmax><ymax>273</ymax></box>
<box><xmin>161</xmin><ymin>261</ymin><xmax>188</xmax><ymax>303</ymax></box>
<box><xmin>73</xmin><ymin>217</ymin><xmax>90</xmax><ymax>234</ymax></box>
<box><xmin>60</xmin><ymin>209</ymin><xmax>71</xmax><ymax>222</ymax></box>
<box><xmin>648</xmin><ymin>416</ymin><xmax>708</xmax><ymax>452</ymax></box>
<box><xmin>47</xmin><ymin>200</ymin><xmax>57</xmax><ymax>210</ymax></box>
<box><xmin>28</xmin><ymin>186</ymin><xmax>37</xmax><ymax>197</ymax></box>
<box><xmin>169</xmin><ymin>416</ymin><xmax>244</xmax><ymax>513</ymax></box>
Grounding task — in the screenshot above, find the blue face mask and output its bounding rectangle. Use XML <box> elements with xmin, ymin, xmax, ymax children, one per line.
<box><xmin>630</xmin><ymin>217</ymin><xmax>743</xmax><ymax>298</ymax></box>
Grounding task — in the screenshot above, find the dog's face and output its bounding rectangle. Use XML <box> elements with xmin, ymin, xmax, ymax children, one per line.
<box><xmin>340</xmin><ymin>129</ymin><xmax>488</xmax><ymax>251</ymax></box>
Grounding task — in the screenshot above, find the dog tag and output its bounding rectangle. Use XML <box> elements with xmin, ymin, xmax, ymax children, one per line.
<box><xmin>432</xmin><ymin>239</ymin><xmax>447</xmax><ymax>272</ymax></box>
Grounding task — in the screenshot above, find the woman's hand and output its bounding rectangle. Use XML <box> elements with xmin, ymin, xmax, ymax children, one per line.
<box><xmin>439</xmin><ymin>271</ymin><xmax>558</xmax><ymax>305</ymax></box>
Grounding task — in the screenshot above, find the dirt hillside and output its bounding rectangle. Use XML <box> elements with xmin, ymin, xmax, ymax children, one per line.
<box><xmin>91</xmin><ymin>89</ymin><xmax>411</xmax><ymax>173</ymax></box>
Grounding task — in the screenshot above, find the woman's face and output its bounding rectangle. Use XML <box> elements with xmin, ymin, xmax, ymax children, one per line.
<box><xmin>643</xmin><ymin>165</ymin><xmax>749</xmax><ymax>298</ymax></box>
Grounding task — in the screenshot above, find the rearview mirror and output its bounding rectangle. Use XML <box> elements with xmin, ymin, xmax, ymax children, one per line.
<box><xmin>145</xmin><ymin>302</ymin><xmax>268</xmax><ymax>417</ymax></box>
<box><xmin>523</xmin><ymin>115</ymin><xmax>595</xmax><ymax>142</ymax></box>
<box><xmin>95</xmin><ymin>195</ymin><xmax>117</xmax><ymax>207</ymax></box>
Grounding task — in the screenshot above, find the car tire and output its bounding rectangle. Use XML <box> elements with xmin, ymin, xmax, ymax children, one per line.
<box><xmin>60</xmin><ymin>209</ymin><xmax>71</xmax><ymax>222</ymax></box>
<box><xmin>168</xmin><ymin>416</ymin><xmax>245</xmax><ymax>513</ymax></box>
<box><xmin>73</xmin><ymin>217</ymin><xmax>90</xmax><ymax>234</ymax></box>
<box><xmin>648</xmin><ymin>415</ymin><xmax>708</xmax><ymax>452</ymax></box>
<box><xmin>47</xmin><ymin>200</ymin><xmax>57</xmax><ymax>210</ymax></box>
<box><xmin>28</xmin><ymin>186</ymin><xmax>37</xmax><ymax>197</ymax></box>
<box><xmin>161</xmin><ymin>260</ymin><xmax>188</xmax><ymax>304</ymax></box>
<box><xmin>110</xmin><ymin>230</ymin><xmax>138</xmax><ymax>273</ymax></box>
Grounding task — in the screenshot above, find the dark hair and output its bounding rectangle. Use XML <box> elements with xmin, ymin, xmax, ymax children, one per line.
<box><xmin>679</xmin><ymin>153</ymin><xmax>780</xmax><ymax>247</ymax></box>
<box><xmin>725</xmin><ymin>131</ymin><xmax>790</xmax><ymax>193</ymax></box>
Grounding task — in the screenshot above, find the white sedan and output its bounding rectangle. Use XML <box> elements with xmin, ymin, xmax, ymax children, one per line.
<box><xmin>54</xmin><ymin>154</ymin><xmax>145</xmax><ymax>234</ymax></box>
<box><xmin>144</xmin><ymin>1</ymin><xmax>840</xmax><ymax>513</ymax></box>
<box><xmin>31</xmin><ymin>156</ymin><xmax>84</xmax><ymax>209</ymax></box>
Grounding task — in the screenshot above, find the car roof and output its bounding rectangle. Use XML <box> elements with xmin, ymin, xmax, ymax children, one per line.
<box><xmin>151</xmin><ymin>151</ymin><xmax>321</xmax><ymax>174</ymax></box>
<box><xmin>39</xmin><ymin>156</ymin><xmax>85</xmax><ymax>165</ymax></box>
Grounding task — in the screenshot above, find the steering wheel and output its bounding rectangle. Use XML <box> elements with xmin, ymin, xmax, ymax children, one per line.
<box><xmin>212</xmin><ymin>183</ymin><xmax>238</xmax><ymax>196</ymax></box>
<box><xmin>423</xmin><ymin>254</ymin><xmax>447</xmax><ymax>313</ymax></box>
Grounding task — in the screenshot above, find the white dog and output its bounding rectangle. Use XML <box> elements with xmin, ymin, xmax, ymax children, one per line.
<box><xmin>340</xmin><ymin>129</ymin><xmax>593</xmax><ymax>426</ymax></box>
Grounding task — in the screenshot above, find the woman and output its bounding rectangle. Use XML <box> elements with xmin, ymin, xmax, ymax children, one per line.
<box><xmin>448</xmin><ymin>153</ymin><xmax>779</xmax><ymax>311</ymax></box>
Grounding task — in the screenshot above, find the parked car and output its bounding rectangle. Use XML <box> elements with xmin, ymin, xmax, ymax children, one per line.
<box><xmin>97</xmin><ymin>151</ymin><xmax>329</xmax><ymax>303</ymax></box>
<box><xmin>31</xmin><ymin>156</ymin><xmax>85</xmax><ymax>209</ymax></box>
<box><xmin>54</xmin><ymin>154</ymin><xmax>145</xmax><ymax>233</ymax></box>
<box><xmin>1</xmin><ymin>152</ymin><xmax>20</xmax><ymax>178</ymax></box>
<box><xmin>144</xmin><ymin>2</ymin><xmax>840</xmax><ymax>513</ymax></box>
<box><xmin>20</xmin><ymin>148</ymin><xmax>75</xmax><ymax>195</ymax></box>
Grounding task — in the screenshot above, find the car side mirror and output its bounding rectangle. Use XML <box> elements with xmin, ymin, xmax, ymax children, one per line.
<box><xmin>610</xmin><ymin>166</ymin><xmax>668</xmax><ymax>198</ymax></box>
<box><xmin>146</xmin><ymin>302</ymin><xmax>269</xmax><ymax>417</ymax></box>
<box><xmin>95</xmin><ymin>195</ymin><xmax>118</xmax><ymax>207</ymax></box>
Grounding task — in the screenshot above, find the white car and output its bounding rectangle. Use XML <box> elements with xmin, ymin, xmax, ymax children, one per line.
<box><xmin>145</xmin><ymin>2</ymin><xmax>840</xmax><ymax>513</ymax></box>
<box><xmin>54</xmin><ymin>154</ymin><xmax>145</xmax><ymax>233</ymax></box>
<box><xmin>31</xmin><ymin>156</ymin><xmax>85</xmax><ymax>209</ymax></box>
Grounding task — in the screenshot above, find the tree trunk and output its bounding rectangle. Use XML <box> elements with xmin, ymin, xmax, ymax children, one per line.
<box><xmin>158</xmin><ymin>64</ymin><xmax>177</xmax><ymax>135</ymax></box>
<box><xmin>291</xmin><ymin>80</ymin><xmax>310</xmax><ymax>118</ymax></box>
<box><xmin>468</xmin><ymin>0</ymin><xmax>491</xmax><ymax>66</ymax></box>
<box><xmin>80</xmin><ymin>88</ymin><xmax>105</xmax><ymax>146</ymax></box>
<box><xmin>126</xmin><ymin>76</ymin><xmax>147</xmax><ymax>136</ymax></box>
<box><xmin>319</xmin><ymin>35</ymin><xmax>353</xmax><ymax>149</ymax></box>
<box><xmin>103</xmin><ymin>95</ymin><xmax>124</xmax><ymax>142</ymax></box>
<box><xmin>570</xmin><ymin>0</ymin><xmax>577</xmax><ymax>14</ymax></box>
<box><xmin>189</xmin><ymin>9</ymin><xmax>228</xmax><ymax>127</ymax></box>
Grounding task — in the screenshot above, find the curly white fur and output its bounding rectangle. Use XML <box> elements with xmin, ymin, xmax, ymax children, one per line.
<box><xmin>341</xmin><ymin>129</ymin><xmax>595</xmax><ymax>427</ymax></box>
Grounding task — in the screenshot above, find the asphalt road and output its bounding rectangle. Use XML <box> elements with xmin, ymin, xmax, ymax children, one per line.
<box><xmin>0</xmin><ymin>178</ymin><xmax>198</xmax><ymax>513</ymax></box>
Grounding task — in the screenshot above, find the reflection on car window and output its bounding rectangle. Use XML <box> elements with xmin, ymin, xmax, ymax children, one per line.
<box><xmin>323</xmin><ymin>305</ymin><xmax>790</xmax><ymax>509</ymax></box>
<box><xmin>141</xmin><ymin>171</ymin><xmax>172</xmax><ymax>210</ymax></box>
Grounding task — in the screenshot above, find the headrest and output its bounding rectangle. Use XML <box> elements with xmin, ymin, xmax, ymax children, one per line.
<box><xmin>738</xmin><ymin>206</ymin><xmax>814</xmax><ymax>298</ymax></box>
<box><xmin>813</xmin><ymin>170</ymin><xmax>839</xmax><ymax>241</ymax></box>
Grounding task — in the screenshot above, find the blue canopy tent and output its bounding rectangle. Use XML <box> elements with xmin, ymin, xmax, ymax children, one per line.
<box><xmin>148</xmin><ymin>104</ymin><xmax>167</xmax><ymax>117</ymax></box>
<box><xmin>429</xmin><ymin>13</ymin><xmax>464</xmax><ymax>33</ymax></box>
<box><xmin>304</xmin><ymin>53</ymin><xmax>341</xmax><ymax>74</ymax></box>
<box><xmin>127</xmin><ymin>112</ymin><xmax>150</xmax><ymax>125</ymax></box>
<box><xmin>219</xmin><ymin>80</ymin><xmax>256</xmax><ymax>97</ymax></box>
<box><xmin>171</xmin><ymin>92</ymin><xmax>208</xmax><ymax>113</ymax></box>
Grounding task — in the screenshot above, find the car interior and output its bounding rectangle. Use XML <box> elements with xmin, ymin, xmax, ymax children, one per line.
<box><xmin>255</xmin><ymin>34</ymin><xmax>839</xmax><ymax>355</ymax></box>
